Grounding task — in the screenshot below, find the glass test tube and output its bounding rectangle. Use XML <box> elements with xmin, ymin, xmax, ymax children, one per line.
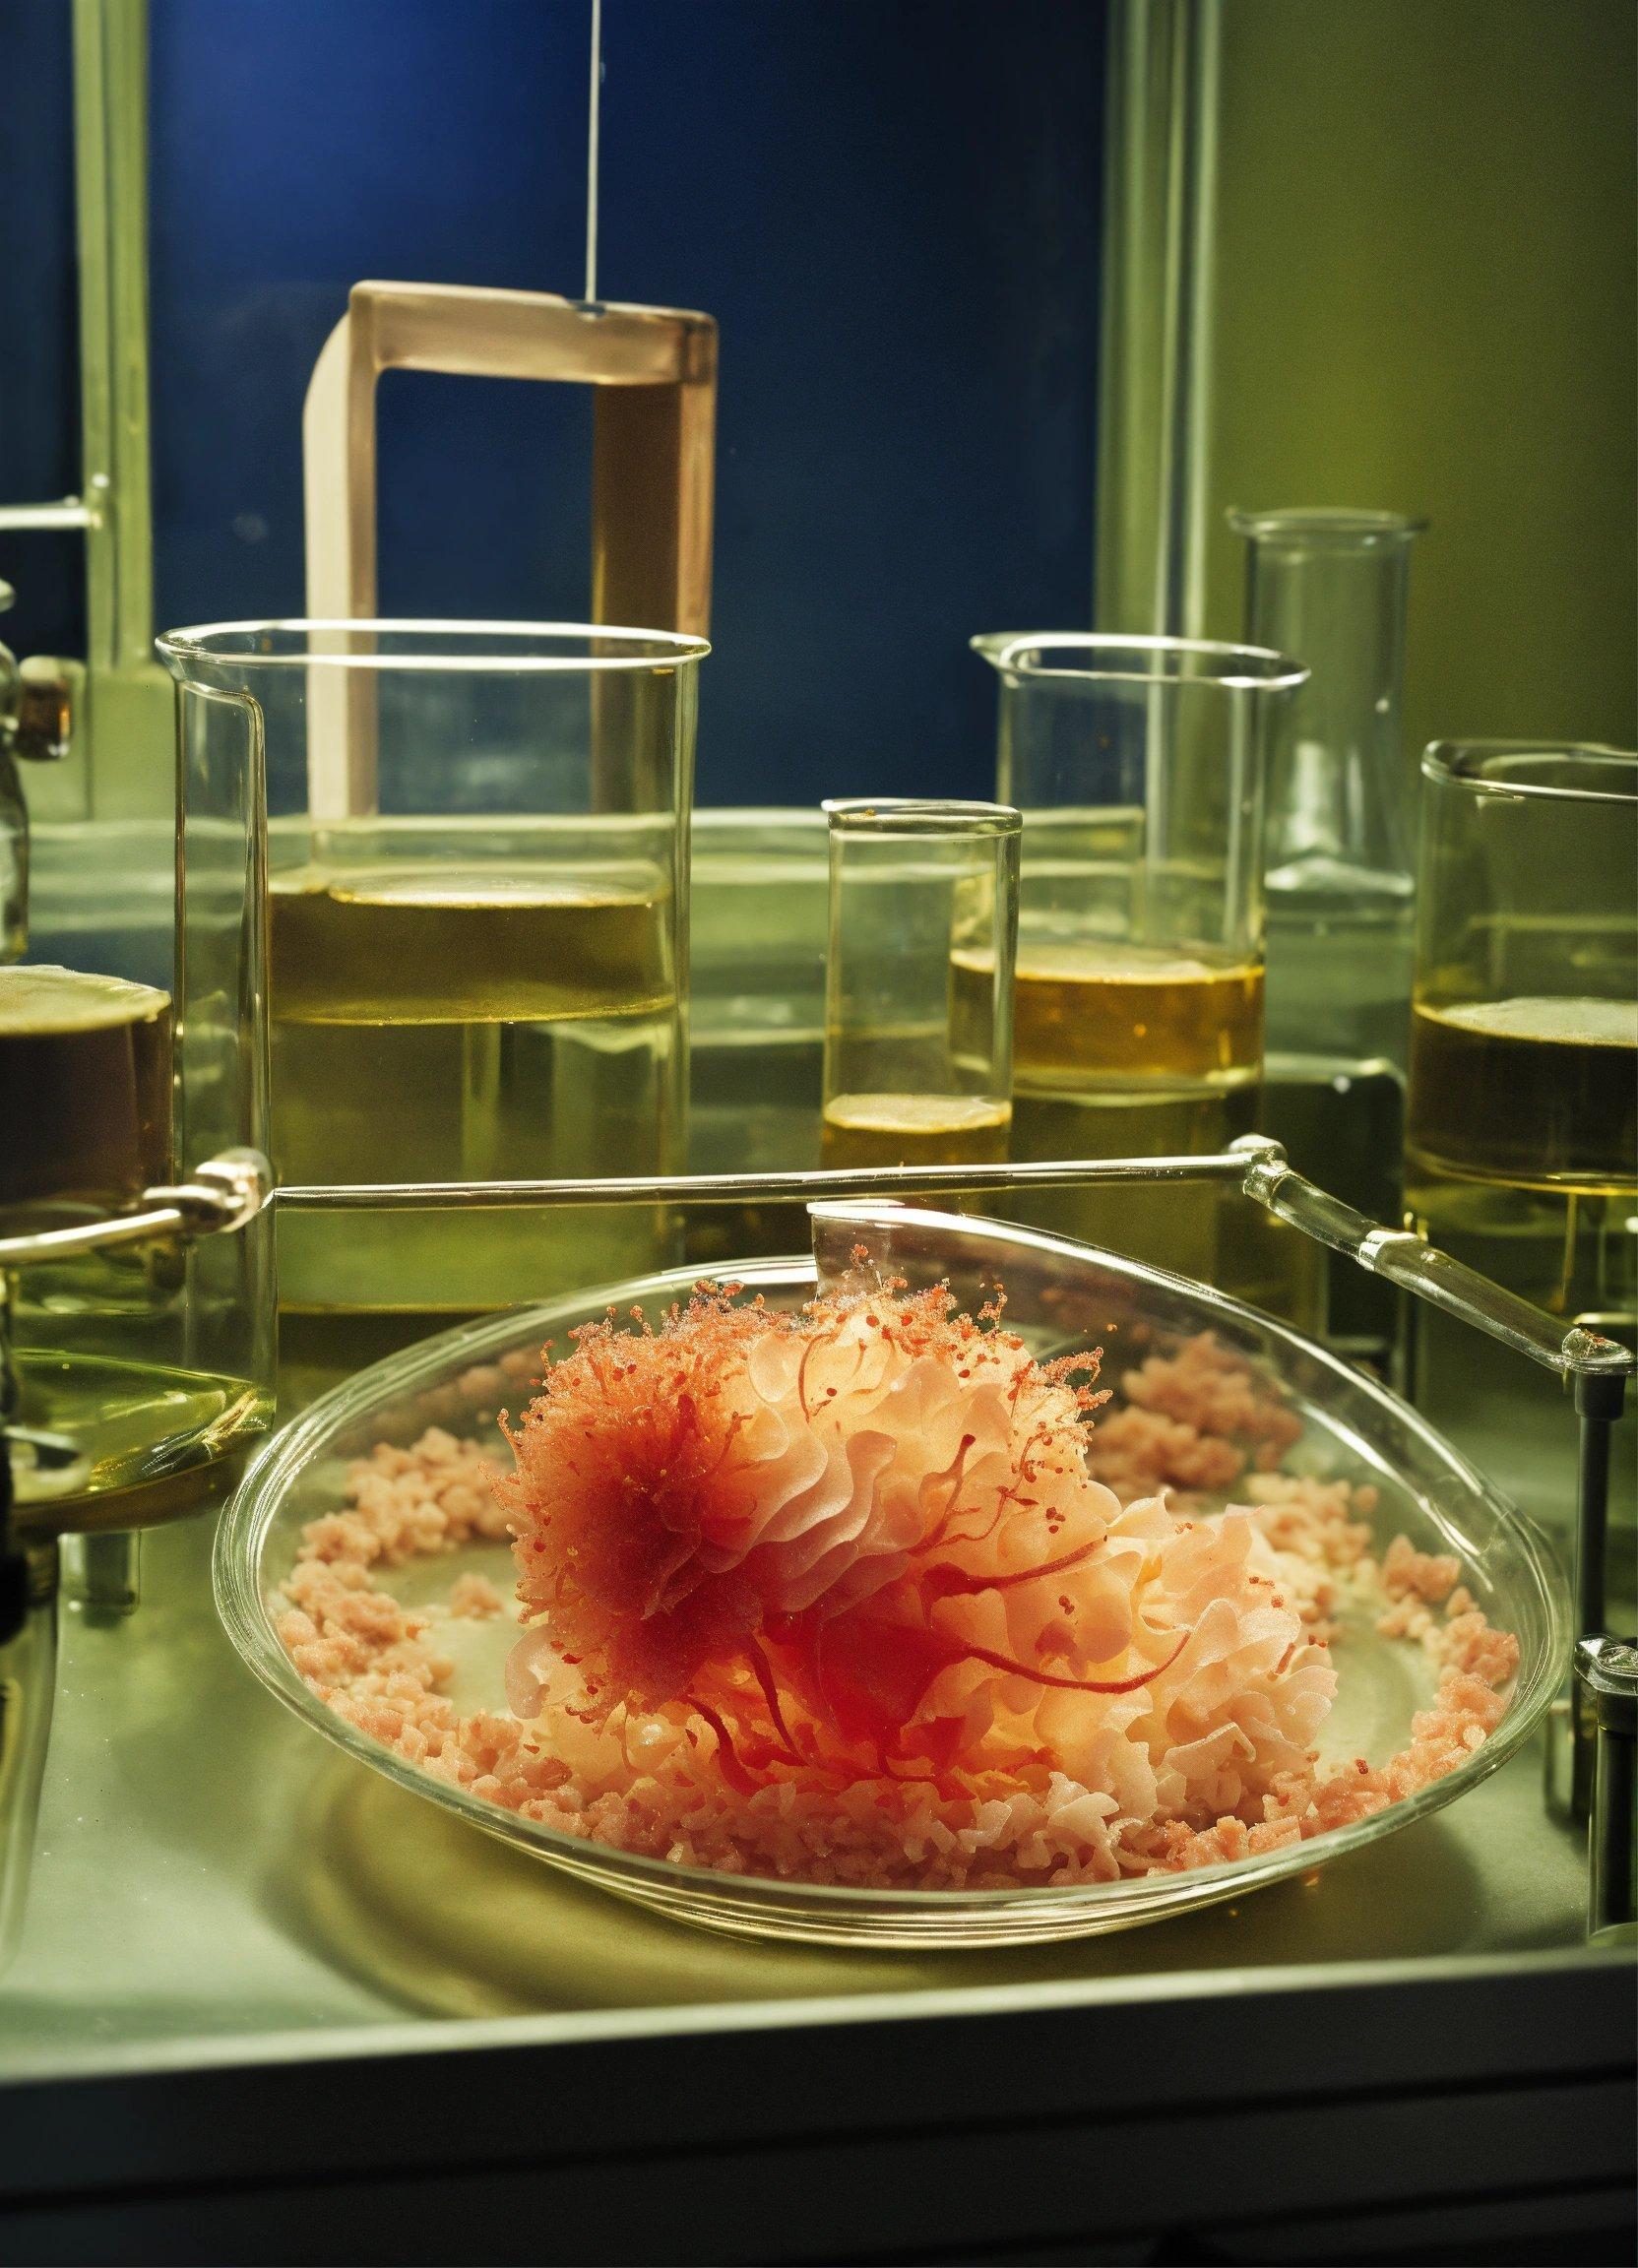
<box><xmin>820</xmin><ymin>799</ymin><xmax>1020</xmax><ymax>1172</ymax></box>
<box><xmin>1405</xmin><ymin>741</ymin><xmax>1637</xmax><ymax>1550</ymax></box>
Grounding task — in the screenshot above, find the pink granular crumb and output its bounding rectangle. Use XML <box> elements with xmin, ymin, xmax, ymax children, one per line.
<box><xmin>1080</xmin><ymin>1337</ymin><xmax>1305</xmax><ymax>1509</ymax></box>
<box><xmin>448</xmin><ymin>1573</ymin><xmax>505</xmax><ymax>1621</ymax></box>
<box><xmin>1381</xmin><ymin>1534</ymin><xmax>1464</xmax><ymax>1605</ymax></box>
<box><xmin>275</xmin><ymin>1345</ymin><xmax>1521</xmax><ymax>1891</ymax></box>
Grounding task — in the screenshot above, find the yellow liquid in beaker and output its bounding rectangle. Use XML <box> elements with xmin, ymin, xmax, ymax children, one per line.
<box><xmin>1408</xmin><ymin>996</ymin><xmax>1638</xmax><ymax>1190</ymax></box>
<box><xmin>12</xmin><ymin>1352</ymin><xmax>269</xmax><ymax>1531</ymax></box>
<box><xmin>268</xmin><ymin>866</ymin><xmax>682</xmax><ymax>1389</ymax></box>
<box><xmin>820</xmin><ymin>1092</ymin><xmax>1012</xmax><ymax>1170</ymax></box>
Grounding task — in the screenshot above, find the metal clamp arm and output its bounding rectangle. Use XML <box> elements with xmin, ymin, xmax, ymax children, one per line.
<box><xmin>1231</xmin><ymin>1136</ymin><xmax>1633</xmax><ymax>1390</ymax></box>
<box><xmin>0</xmin><ymin>1150</ymin><xmax>271</xmax><ymax>1272</ymax></box>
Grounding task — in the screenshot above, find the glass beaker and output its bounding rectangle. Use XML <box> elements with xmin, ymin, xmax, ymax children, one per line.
<box><xmin>0</xmin><ymin>924</ymin><xmax>272</xmax><ymax>1534</ymax></box>
<box><xmin>973</xmin><ymin>632</ymin><xmax>1309</xmax><ymax>1300</ymax></box>
<box><xmin>1232</xmin><ymin>508</ymin><xmax>1423</xmax><ymax>1354</ymax></box>
<box><xmin>821</xmin><ymin>798</ymin><xmax>1020</xmax><ymax>1170</ymax></box>
<box><xmin>158</xmin><ymin>621</ymin><xmax>707</xmax><ymax>1401</ymax></box>
<box><xmin>1405</xmin><ymin>742</ymin><xmax>1637</xmax><ymax>1559</ymax></box>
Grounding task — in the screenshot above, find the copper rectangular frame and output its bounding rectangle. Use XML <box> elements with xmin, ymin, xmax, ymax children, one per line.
<box><xmin>301</xmin><ymin>281</ymin><xmax>717</xmax><ymax>818</ymax></box>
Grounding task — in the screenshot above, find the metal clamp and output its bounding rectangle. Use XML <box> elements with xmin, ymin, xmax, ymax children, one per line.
<box><xmin>1575</xmin><ymin>1637</ymin><xmax>1637</xmax><ymax>1937</ymax></box>
<box><xmin>0</xmin><ymin>580</ymin><xmax>76</xmax><ymax>769</ymax></box>
<box><xmin>0</xmin><ymin>1150</ymin><xmax>272</xmax><ymax>1272</ymax></box>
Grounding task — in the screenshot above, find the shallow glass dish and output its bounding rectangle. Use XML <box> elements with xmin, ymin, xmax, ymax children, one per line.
<box><xmin>217</xmin><ymin>1204</ymin><xmax>1569</xmax><ymax>1949</ymax></box>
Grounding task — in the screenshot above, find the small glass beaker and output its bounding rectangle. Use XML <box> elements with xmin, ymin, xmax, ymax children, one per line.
<box><xmin>1405</xmin><ymin>742</ymin><xmax>1637</xmax><ymax>1555</ymax></box>
<box><xmin>973</xmin><ymin>632</ymin><xmax>1308</xmax><ymax>1296</ymax></box>
<box><xmin>158</xmin><ymin>621</ymin><xmax>707</xmax><ymax>1399</ymax></box>
<box><xmin>821</xmin><ymin>799</ymin><xmax>1020</xmax><ymax>1171</ymax></box>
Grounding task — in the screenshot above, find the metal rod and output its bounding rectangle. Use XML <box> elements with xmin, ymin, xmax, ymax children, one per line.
<box><xmin>269</xmin><ymin>1136</ymin><xmax>1637</xmax><ymax>1394</ymax></box>
<box><xmin>0</xmin><ymin>500</ymin><xmax>97</xmax><ymax>533</ymax></box>
<box><xmin>1569</xmin><ymin>1385</ymin><xmax>1626</xmax><ymax>1823</ymax></box>
<box><xmin>1237</xmin><ymin>1138</ymin><xmax>1634</xmax><ymax>1384</ymax></box>
<box><xmin>0</xmin><ymin>1204</ymin><xmax>190</xmax><ymax>1271</ymax></box>
<box><xmin>1576</xmin><ymin>1404</ymin><xmax>1614</xmax><ymax>1642</ymax></box>
<box><xmin>274</xmin><ymin>1150</ymin><xmax>1254</xmax><ymax>1214</ymax></box>
<box><xmin>1591</xmin><ymin>1728</ymin><xmax>1636</xmax><ymax>1936</ymax></box>
<box><xmin>584</xmin><ymin>0</ymin><xmax>602</xmax><ymax>304</ymax></box>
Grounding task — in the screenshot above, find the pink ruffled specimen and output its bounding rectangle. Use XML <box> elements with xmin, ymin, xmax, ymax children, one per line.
<box><xmin>494</xmin><ymin>1282</ymin><xmax>1333</xmax><ymax>1808</ymax></box>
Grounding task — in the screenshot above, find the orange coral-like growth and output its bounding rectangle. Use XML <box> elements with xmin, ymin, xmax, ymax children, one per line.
<box><xmin>502</xmin><ymin>1292</ymin><xmax>771</xmax><ymax>1710</ymax></box>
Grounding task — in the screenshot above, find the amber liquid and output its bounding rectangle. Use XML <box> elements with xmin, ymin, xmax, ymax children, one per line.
<box><xmin>820</xmin><ymin>1092</ymin><xmax>1011</xmax><ymax>1171</ymax></box>
<box><xmin>269</xmin><ymin>866</ymin><xmax>680</xmax><ymax>1390</ymax></box>
<box><xmin>954</xmin><ymin>938</ymin><xmax>1262</xmax><ymax>1100</ymax></box>
<box><xmin>1407</xmin><ymin>997</ymin><xmax>1638</xmax><ymax>1551</ymax></box>
<box><xmin>0</xmin><ymin>966</ymin><xmax>265</xmax><ymax>1526</ymax></box>
<box><xmin>952</xmin><ymin>938</ymin><xmax>1316</xmax><ymax>1322</ymax></box>
<box><xmin>1408</xmin><ymin>996</ymin><xmax>1637</xmax><ymax>1189</ymax></box>
<box><xmin>0</xmin><ymin>965</ymin><xmax>171</xmax><ymax>1228</ymax></box>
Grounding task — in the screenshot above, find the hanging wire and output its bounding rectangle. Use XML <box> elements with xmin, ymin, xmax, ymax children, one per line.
<box><xmin>584</xmin><ymin>0</ymin><xmax>602</xmax><ymax>303</ymax></box>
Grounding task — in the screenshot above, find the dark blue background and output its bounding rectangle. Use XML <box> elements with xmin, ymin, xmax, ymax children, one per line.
<box><xmin>2</xmin><ymin>0</ymin><xmax>1104</xmax><ymax>804</ymax></box>
<box><xmin>0</xmin><ymin>0</ymin><xmax>82</xmax><ymax>661</ymax></box>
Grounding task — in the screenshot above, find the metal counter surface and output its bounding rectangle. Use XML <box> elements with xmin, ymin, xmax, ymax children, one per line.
<box><xmin>0</xmin><ymin>1493</ymin><xmax>1618</xmax><ymax>2052</ymax></box>
<box><xmin>0</xmin><ymin>1495</ymin><xmax>1632</xmax><ymax>2265</ymax></box>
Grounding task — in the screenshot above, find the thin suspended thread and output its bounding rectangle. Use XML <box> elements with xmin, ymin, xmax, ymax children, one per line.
<box><xmin>585</xmin><ymin>0</ymin><xmax>602</xmax><ymax>304</ymax></box>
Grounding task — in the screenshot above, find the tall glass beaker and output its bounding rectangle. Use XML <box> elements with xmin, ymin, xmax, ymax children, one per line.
<box><xmin>159</xmin><ymin>621</ymin><xmax>706</xmax><ymax>1399</ymax></box>
<box><xmin>1232</xmin><ymin>508</ymin><xmax>1423</xmax><ymax>1353</ymax></box>
<box><xmin>821</xmin><ymin>798</ymin><xmax>1020</xmax><ymax>1170</ymax></box>
<box><xmin>1406</xmin><ymin>742</ymin><xmax>1637</xmax><ymax>1557</ymax></box>
<box><xmin>1232</xmin><ymin>509</ymin><xmax>1422</xmax><ymax>1067</ymax></box>
<box><xmin>973</xmin><ymin>632</ymin><xmax>1307</xmax><ymax>1298</ymax></box>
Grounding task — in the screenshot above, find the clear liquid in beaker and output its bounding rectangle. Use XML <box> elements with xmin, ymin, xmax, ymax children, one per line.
<box><xmin>268</xmin><ymin>858</ymin><xmax>682</xmax><ymax>1388</ymax></box>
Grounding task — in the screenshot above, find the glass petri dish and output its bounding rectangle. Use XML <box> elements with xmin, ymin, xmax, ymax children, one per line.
<box><xmin>217</xmin><ymin>1206</ymin><xmax>1568</xmax><ymax>1950</ymax></box>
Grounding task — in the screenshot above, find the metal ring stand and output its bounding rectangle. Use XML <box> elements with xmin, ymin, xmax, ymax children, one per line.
<box><xmin>2</xmin><ymin>1137</ymin><xmax>1631</xmax><ymax>1954</ymax></box>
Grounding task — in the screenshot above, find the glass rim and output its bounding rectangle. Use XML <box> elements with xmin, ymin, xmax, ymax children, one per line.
<box><xmin>1422</xmin><ymin>739</ymin><xmax>1638</xmax><ymax>807</ymax></box>
<box><xmin>971</xmin><ymin>630</ymin><xmax>1309</xmax><ymax>693</ymax></box>
<box><xmin>155</xmin><ymin>618</ymin><xmax>713</xmax><ymax>676</ymax></box>
<box><xmin>1228</xmin><ymin>507</ymin><xmax>1426</xmax><ymax>546</ymax></box>
<box><xmin>214</xmin><ymin>1231</ymin><xmax>1566</xmax><ymax>1931</ymax></box>
<box><xmin>822</xmin><ymin>796</ymin><xmax>1023</xmax><ymax>839</ymax></box>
